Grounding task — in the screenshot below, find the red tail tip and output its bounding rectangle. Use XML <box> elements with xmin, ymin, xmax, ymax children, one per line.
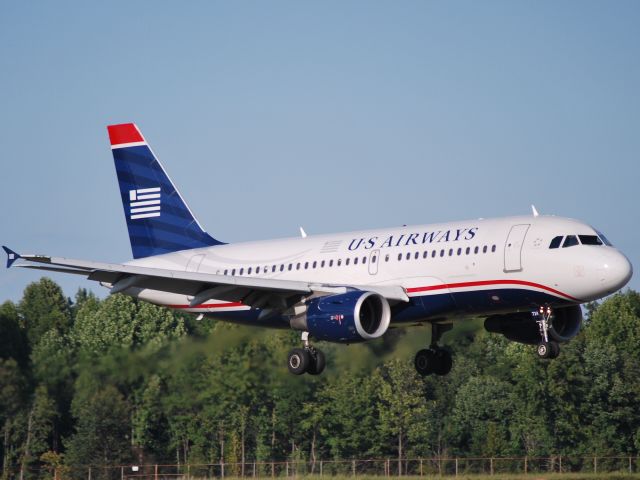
<box><xmin>107</xmin><ymin>123</ymin><xmax>144</xmax><ymax>146</ymax></box>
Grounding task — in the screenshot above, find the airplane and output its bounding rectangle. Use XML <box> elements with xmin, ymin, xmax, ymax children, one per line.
<box><xmin>3</xmin><ymin>123</ymin><xmax>633</xmax><ymax>376</ymax></box>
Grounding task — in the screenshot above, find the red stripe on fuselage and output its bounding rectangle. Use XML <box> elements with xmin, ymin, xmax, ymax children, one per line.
<box><xmin>168</xmin><ymin>302</ymin><xmax>245</xmax><ymax>309</ymax></box>
<box><xmin>406</xmin><ymin>279</ymin><xmax>579</xmax><ymax>302</ymax></box>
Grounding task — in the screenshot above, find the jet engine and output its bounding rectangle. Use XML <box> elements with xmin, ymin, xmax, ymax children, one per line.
<box><xmin>484</xmin><ymin>305</ymin><xmax>582</xmax><ymax>345</ymax></box>
<box><xmin>302</xmin><ymin>291</ymin><xmax>391</xmax><ymax>343</ymax></box>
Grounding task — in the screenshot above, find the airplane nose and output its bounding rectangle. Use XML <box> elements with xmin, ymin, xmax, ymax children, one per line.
<box><xmin>599</xmin><ymin>251</ymin><xmax>633</xmax><ymax>293</ymax></box>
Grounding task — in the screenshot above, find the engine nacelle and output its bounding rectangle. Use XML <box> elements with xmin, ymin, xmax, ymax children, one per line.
<box><xmin>303</xmin><ymin>291</ymin><xmax>391</xmax><ymax>343</ymax></box>
<box><xmin>484</xmin><ymin>305</ymin><xmax>582</xmax><ymax>345</ymax></box>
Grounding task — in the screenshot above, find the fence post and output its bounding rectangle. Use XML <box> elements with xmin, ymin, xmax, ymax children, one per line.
<box><xmin>419</xmin><ymin>458</ymin><xmax>423</xmax><ymax>477</ymax></box>
<box><xmin>524</xmin><ymin>456</ymin><xmax>527</xmax><ymax>474</ymax></box>
<box><xmin>271</xmin><ymin>462</ymin><xmax>274</xmax><ymax>478</ymax></box>
<box><xmin>594</xmin><ymin>456</ymin><xmax>597</xmax><ymax>474</ymax></box>
<box><xmin>455</xmin><ymin>458</ymin><xmax>458</xmax><ymax>477</ymax></box>
<box><xmin>630</xmin><ymin>456</ymin><xmax>633</xmax><ymax>473</ymax></box>
<box><xmin>88</xmin><ymin>467</ymin><xmax>92</xmax><ymax>480</ymax></box>
<box><xmin>121</xmin><ymin>466</ymin><xmax>124</xmax><ymax>480</ymax></box>
<box><xmin>253</xmin><ymin>462</ymin><xmax>256</xmax><ymax>478</ymax></box>
<box><xmin>352</xmin><ymin>459</ymin><xmax>356</xmax><ymax>477</ymax></box>
<box><xmin>154</xmin><ymin>464</ymin><xmax>158</xmax><ymax>480</ymax></box>
<box><xmin>286</xmin><ymin>461</ymin><xmax>289</xmax><ymax>478</ymax></box>
<box><xmin>490</xmin><ymin>457</ymin><xmax>494</xmax><ymax>475</ymax></box>
<box><xmin>320</xmin><ymin>460</ymin><xmax>323</xmax><ymax>477</ymax></box>
<box><xmin>559</xmin><ymin>455</ymin><xmax>562</xmax><ymax>473</ymax></box>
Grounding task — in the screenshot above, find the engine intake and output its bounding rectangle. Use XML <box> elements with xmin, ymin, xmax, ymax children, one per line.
<box><xmin>484</xmin><ymin>305</ymin><xmax>582</xmax><ymax>345</ymax></box>
<box><xmin>301</xmin><ymin>291</ymin><xmax>391</xmax><ymax>343</ymax></box>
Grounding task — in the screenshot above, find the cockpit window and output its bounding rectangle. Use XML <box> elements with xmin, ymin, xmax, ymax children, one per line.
<box><xmin>562</xmin><ymin>235</ymin><xmax>579</xmax><ymax>248</ymax></box>
<box><xmin>549</xmin><ymin>236</ymin><xmax>563</xmax><ymax>249</ymax></box>
<box><xmin>579</xmin><ymin>235</ymin><xmax>603</xmax><ymax>246</ymax></box>
<box><xmin>596</xmin><ymin>230</ymin><xmax>613</xmax><ymax>246</ymax></box>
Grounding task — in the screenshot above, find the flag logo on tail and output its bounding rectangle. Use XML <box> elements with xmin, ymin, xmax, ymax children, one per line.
<box><xmin>129</xmin><ymin>187</ymin><xmax>161</xmax><ymax>220</ymax></box>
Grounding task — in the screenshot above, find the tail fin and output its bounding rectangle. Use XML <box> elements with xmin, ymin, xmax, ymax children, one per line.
<box><xmin>108</xmin><ymin>123</ymin><xmax>224</xmax><ymax>259</ymax></box>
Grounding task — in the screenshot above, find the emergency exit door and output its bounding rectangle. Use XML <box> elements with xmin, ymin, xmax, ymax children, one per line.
<box><xmin>504</xmin><ymin>224</ymin><xmax>530</xmax><ymax>272</ymax></box>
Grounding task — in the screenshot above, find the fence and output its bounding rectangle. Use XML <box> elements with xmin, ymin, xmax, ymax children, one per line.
<box><xmin>11</xmin><ymin>456</ymin><xmax>640</xmax><ymax>480</ymax></box>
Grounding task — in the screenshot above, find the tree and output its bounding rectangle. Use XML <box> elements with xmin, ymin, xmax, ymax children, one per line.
<box><xmin>19</xmin><ymin>279</ymin><xmax>71</xmax><ymax>346</ymax></box>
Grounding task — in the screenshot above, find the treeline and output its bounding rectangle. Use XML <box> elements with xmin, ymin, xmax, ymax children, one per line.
<box><xmin>1</xmin><ymin>278</ymin><xmax>640</xmax><ymax>479</ymax></box>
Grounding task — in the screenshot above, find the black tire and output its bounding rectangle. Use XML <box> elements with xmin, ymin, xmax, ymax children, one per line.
<box><xmin>433</xmin><ymin>348</ymin><xmax>453</xmax><ymax>376</ymax></box>
<box><xmin>414</xmin><ymin>348</ymin><xmax>435</xmax><ymax>376</ymax></box>
<box><xmin>287</xmin><ymin>348</ymin><xmax>310</xmax><ymax>375</ymax></box>
<box><xmin>536</xmin><ymin>342</ymin><xmax>553</xmax><ymax>359</ymax></box>
<box><xmin>307</xmin><ymin>349</ymin><xmax>326</xmax><ymax>375</ymax></box>
<box><xmin>549</xmin><ymin>341</ymin><xmax>560</xmax><ymax>359</ymax></box>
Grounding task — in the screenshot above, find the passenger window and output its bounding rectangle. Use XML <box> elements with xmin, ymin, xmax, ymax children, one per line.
<box><xmin>579</xmin><ymin>235</ymin><xmax>603</xmax><ymax>246</ymax></box>
<box><xmin>288</xmin><ymin>264</ymin><xmax>292</xmax><ymax>271</ymax></box>
<box><xmin>549</xmin><ymin>236</ymin><xmax>563</xmax><ymax>249</ymax></box>
<box><xmin>362</xmin><ymin>256</ymin><xmax>367</xmax><ymax>264</ymax></box>
<box><xmin>563</xmin><ymin>235</ymin><xmax>579</xmax><ymax>248</ymax></box>
<box><xmin>448</xmin><ymin>249</ymin><xmax>453</xmax><ymax>256</ymax></box>
<box><xmin>346</xmin><ymin>258</ymin><xmax>350</xmax><ymax>266</ymax></box>
<box><xmin>414</xmin><ymin>252</ymin><xmax>419</xmax><ymax>260</ymax></box>
<box><xmin>321</xmin><ymin>260</ymin><xmax>325</xmax><ymax>268</ymax></box>
<box><xmin>231</xmin><ymin>269</ymin><xmax>236</xmax><ymax>275</ymax></box>
<box><xmin>337</xmin><ymin>259</ymin><xmax>342</xmax><ymax>266</ymax></box>
<box><xmin>248</xmin><ymin>267</ymin><xmax>252</xmax><ymax>275</ymax></box>
<box><xmin>296</xmin><ymin>263</ymin><xmax>301</xmax><ymax>270</ymax></box>
<box><xmin>304</xmin><ymin>262</ymin><xmax>309</xmax><ymax>269</ymax></box>
<box><xmin>313</xmin><ymin>261</ymin><xmax>317</xmax><ymax>268</ymax></box>
<box><xmin>240</xmin><ymin>268</ymin><xmax>244</xmax><ymax>275</ymax></box>
<box><xmin>385</xmin><ymin>254</ymin><xmax>390</xmax><ymax>262</ymax></box>
<box><xmin>474</xmin><ymin>246</ymin><xmax>479</xmax><ymax>254</ymax></box>
<box><xmin>440</xmin><ymin>249</ymin><xmax>445</xmax><ymax>257</ymax></box>
<box><xmin>431</xmin><ymin>251</ymin><xmax>436</xmax><ymax>258</ymax></box>
<box><xmin>398</xmin><ymin>253</ymin><xmax>402</xmax><ymax>261</ymax></box>
<box><xmin>457</xmin><ymin>248</ymin><xmax>462</xmax><ymax>256</ymax></box>
<box><xmin>224</xmin><ymin>269</ymin><xmax>228</xmax><ymax>275</ymax></box>
<box><xmin>329</xmin><ymin>260</ymin><xmax>334</xmax><ymax>267</ymax></box>
<box><xmin>371</xmin><ymin>255</ymin><xmax>376</xmax><ymax>263</ymax></box>
<box><xmin>406</xmin><ymin>252</ymin><xmax>411</xmax><ymax>260</ymax></box>
<box><xmin>354</xmin><ymin>257</ymin><xmax>358</xmax><ymax>265</ymax></box>
<box><xmin>280</xmin><ymin>265</ymin><xmax>284</xmax><ymax>272</ymax></box>
<box><xmin>423</xmin><ymin>251</ymin><xmax>428</xmax><ymax>259</ymax></box>
<box><xmin>491</xmin><ymin>245</ymin><xmax>496</xmax><ymax>253</ymax></box>
<box><xmin>465</xmin><ymin>247</ymin><xmax>470</xmax><ymax>255</ymax></box>
<box><xmin>482</xmin><ymin>245</ymin><xmax>487</xmax><ymax>253</ymax></box>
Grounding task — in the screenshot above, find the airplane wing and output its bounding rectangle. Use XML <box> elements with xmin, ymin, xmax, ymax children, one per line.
<box><xmin>3</xmin><ymin>247</ymin><xmax>409</xmax><ymax>310</ymax></box>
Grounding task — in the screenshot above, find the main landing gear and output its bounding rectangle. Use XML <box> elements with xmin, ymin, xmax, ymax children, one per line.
<box><xmin>535</xmin><ymin>306</ymin><xmax>560</xmax><ymax>359</ymax></box>
<box><xmin>287</xmin><ymin>332</ymin><xmax>326</xmax><ymax>375</ymax></box>
<box><xmin>414</xmin><ymin>323</ymin><xmax>453</xmax><ymax>376</ymax></box>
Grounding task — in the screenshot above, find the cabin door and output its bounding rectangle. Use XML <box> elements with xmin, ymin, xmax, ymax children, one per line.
<box><xmin>504</xmin><ymin>224</ymin><xmax>530</xmax><ymax>272</ymax></box>
<box><xmin>368</xmin><ymin>249</ymin><xmax>380</xmax><ymax>275</ymax></box>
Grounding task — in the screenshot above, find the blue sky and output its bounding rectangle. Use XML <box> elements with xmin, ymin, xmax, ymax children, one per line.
<box><xmin>1</xmin><ymin>1</ymin><xmax>638</xmax><ymax>302</ymax></box>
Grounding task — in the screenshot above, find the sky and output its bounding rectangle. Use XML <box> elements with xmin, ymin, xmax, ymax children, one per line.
<box><xmin>0</xmin><ymin>1</ymin><xmax>638</xmax><ymax>302</ymax></box>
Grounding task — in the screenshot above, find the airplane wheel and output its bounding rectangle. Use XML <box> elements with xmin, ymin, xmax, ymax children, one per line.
<box><xmin>433</xmin><ymin>349</ymin><xmax>453</xmax><ymax>376</ymax></box>
<box><xmin>536</xmin><ymin>342</ymin><xmax>553</xmax><ymax>359</ymax></box>
<box><xmin>307</xmin><ymin>349</ymin><xmax>326</xmax><ymax>375</ymax></box>
<box><xmin>287</xmin><ymin>348</ymin><xmax>311</xmax><ymax>375</ymax></box>
<box><xmin>414</xmin><ymin>349</ymin><xmax>435</xmax><ymax>376</ymax></box>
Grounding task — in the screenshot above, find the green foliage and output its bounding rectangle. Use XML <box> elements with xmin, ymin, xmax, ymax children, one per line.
<box><xmin>2</xmin><ymin>280</ymin><xmax>640</xmax><ymax>478</ymax></box>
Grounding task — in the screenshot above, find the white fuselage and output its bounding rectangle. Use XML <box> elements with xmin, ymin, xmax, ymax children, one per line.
<box><xmin>126</xmin><ymin>214</ymin><xmax>632</xmax><ymax>324</ymax></box>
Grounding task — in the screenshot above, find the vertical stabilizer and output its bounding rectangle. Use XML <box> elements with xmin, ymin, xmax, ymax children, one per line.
<box><xmin>108</xmin><ymin>123</ymin><xmax>224</xmax><ymax>259</ymax></box>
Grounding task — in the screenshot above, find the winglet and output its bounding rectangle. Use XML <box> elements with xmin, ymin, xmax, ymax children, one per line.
<box><xmin>531</xmin><ymin>205</ymin><xmax>539</xmax><ymax>217</ymax></box>
<box><xmin>2</xmin><ymin>246</ymin><xmax>21</xmax><ymax>268</ymax></box>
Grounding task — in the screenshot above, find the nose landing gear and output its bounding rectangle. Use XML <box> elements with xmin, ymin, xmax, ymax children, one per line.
<box><xmin>536</xmin><ymin>306</ymin><xmax>560</xmax><ymax>359</ymax></box>
<box><xmin>287</xmin><ymin>332</ymin><xmax>326</xmax><ymax>375</ymax></box>
<box><xmin>414</xmin><ymin>323</ymin><xmax>453</xmax><ymax>376</ymax></box>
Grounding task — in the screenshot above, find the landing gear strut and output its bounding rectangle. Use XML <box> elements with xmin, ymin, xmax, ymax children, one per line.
<box><xmin>535</xmin><ymin>306</ymin><xmax>560</xmax><ymax>359</ymax></box>
<box><xmin>287</xmin><ymin>332</ymin><xmax>326</xmax><ymax>375</ymax></box>
<box><xmin>414</xmin><ymin>323</ymin><xmax>453</xmax><ymax>376</ymax></box>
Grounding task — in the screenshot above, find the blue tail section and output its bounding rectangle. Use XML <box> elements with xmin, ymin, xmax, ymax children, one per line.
<box><xmin>108</xmin><ymin>123</ymin><xmax>224</xmax><ymax>259</ymax></box>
